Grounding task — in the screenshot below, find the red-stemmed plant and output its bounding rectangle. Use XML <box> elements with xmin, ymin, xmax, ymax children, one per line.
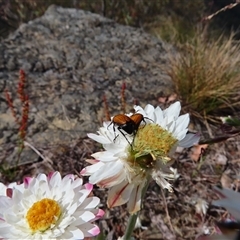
<box><xmin>5</xmin><ymin>69</ymin><xmax>29</xmax><ymax>163</ymax></box>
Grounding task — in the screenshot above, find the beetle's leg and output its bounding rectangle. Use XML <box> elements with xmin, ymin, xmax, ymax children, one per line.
<box><xmin>142</xmin><ymin>118</ymin><xmax>146</xmax><ymax>128</ymax></box>
<box><xmin>118</xmin><ymin>128</ymin><xmax>133</xmax><ymax>147</ymax></box>
<box><xmin>144</xmin><ymin>116</ymin><xmax>154</xmax><ymax>123</ymax></box>
<box><xmin>108</xmin><ymin>122</ymin><xmax>119</xmax><ymax>141</ymax></box>
<box><xmin>113</xmin><ymin>134</ymin><xmax>120</xmax><ymax>142</ymax></box>
<box><xmin>131</xmin><ymin>130</ymin><xmax>137</xmax><ymax>146</ymax></box>
<box><xmin>140</xmin><ymin>117</ymin><xmax>153</xmax><ymax>130</ymax></box>
<box><xmin>107</xmin><ymin>121</ymin><xmax>113</xmax><ymax>130</ymax></box>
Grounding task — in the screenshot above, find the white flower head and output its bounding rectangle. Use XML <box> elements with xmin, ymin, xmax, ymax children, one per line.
<box><xmin>81</xmin><ymin>102</ymin><xmax>200</xmax><ymax>213</ymax></box>
<box><xmin>0</xmin><ymin>172</ymin><xmax>104</xmax><ymax>239</ymax></box>
<box><xmin>195</xmin><ymin>198</ymin><xmax>208</xmax><ymax>216</ymax></box>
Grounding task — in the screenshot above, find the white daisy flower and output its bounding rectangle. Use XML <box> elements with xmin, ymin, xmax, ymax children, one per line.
<box><xmin>0</xmin><ymin>172</ymin><xmax>104</xmax><ymax>239</ymax></box>
<box><xmin>81</xmin><ymin>101</ymin><xmax>200</xmax><ymax>213</ymax></box>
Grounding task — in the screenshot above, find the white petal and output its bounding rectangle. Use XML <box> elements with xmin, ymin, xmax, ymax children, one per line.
<box><xmin>174</xmin><ymin>128</ymin><xmax>188</xmax><ymax>141</ymax></box>
<box><xmin>178</xmin><ymin>133</ymin><xmax>200</xmax><ymax>147</ymax></box>
<box><xmin>75</xmin><ymin>210</ymin><xmax>96</xmax><ymax>222</ymax></box>
<box><xmin>103</xmin><ymin>140</ymin><xmax>129</xmax><ymax>153</ymax></box>
<box><xmin>87</xmin><ymin>133</ymin><xmax>112</xmax><ymax>144</ymax></box>
<box><xmin>127</xmin><ymin>181</ymin><xmax>145</xmax><ymax>214</ymax></box>
<box><xmin>68</xmin><ymin>228</ymin><xmax>85</xmax><ymax>239</ymax></box>
<box><xmin>144</xmin><ymin>104</ymin><xmax>155</xmax><ymax>114</ymax></box>
<box><xmin>96</xmin><ymin>169</ymin><xmax>126</xmax><ymax>188</ymax></box>
<box><xmin>107</xmin><ymin>181</ymin><xmax>134</xmax><ymax>208</ymax></box>
<box><xmin>71</xmin><ymin>178</ymin><xmax>83</xmax><ymax>189</ymax></box>
<box><xmin>103</xmin><ymin>121</ymin><xmax>111</xmax><ymax>128</ymax></box>
<box><xmin>0</xmin><ymin>183</ymin><xmax>7</xmax><ymax>195</ymax></box>
<box><xmin>154</xmin><ymin>106</ymin><xmax>164</xmax><ymax>124</ymax></box>
<box><xmin>163</xmin><ymin>101</ymin><xmax>181</xmax><ymax>119</ymax></box>
<box><xmin>144</xmin><ymin>104</ymin><xmax>155</xmax><ymax>120</ymax></box>
<box><xmin>92</xmin><ymin>151</ymin><xmax>118</xmax><ymax>162</ymax></box>
<box><xmin>89</xmin><ymin>161</ymin><xmax>124</xmax><ymax>185</ymax></box>
<box><xmin>0</xmin><ymin>196</ymin><xmax>13</xmax><ymax>215</ymax></box>
<box><xmin>133</xmin><ymin>105</ymin><xmax>145</xmax><ymax>115</ymax></box>
<box><xmin>36</xmin><ymin>173</ymin><xmax>48</xmax><ymax>182</ymax></box>
<box><xmin>175</xmin><ymin>114</ymin><xmax>189</xmax><ymax>130</ymax></box>
<box><xmin>166</xmin><ymin>120</ymin><xmax>176</xmax><ymax>133</ymax></box>
<box><xmin>77</xmin><ymin>223</ymin><xmax>100</xmax><ymax>237</ymax></box>
<box><xmin>81</xmin><ymin>162</ymin><xmax>105</xmax><ymax>175</ymax></box>
<box><xmin>153</xmin><ymin>174</ymin><xmax>173</xmax><ymax>192</ymax></box>
<box><xmin>48</xmin><ymin>172</ymin><xmax>62</xmax><ymax>188</ymax></box>
<box><xmin>79</xmin><ymin>197</ymin><xmax>100</xmax><ymax>210</ymax></box>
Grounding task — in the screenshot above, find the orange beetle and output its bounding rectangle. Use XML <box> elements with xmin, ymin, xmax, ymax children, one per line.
<box><xmin>108</xmin><ymin>113</ymin><xmax>147</xmax><ymax>145</ymax></box>
<box><xmin>129</xmin><ymin>113</ymin><xmax>145</xmax><ymax>131</ymax></box>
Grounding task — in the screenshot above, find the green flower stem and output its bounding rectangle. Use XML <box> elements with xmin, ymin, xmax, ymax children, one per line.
<box><xmin>123</xmin><ymin>176</ymin><xmax>151</xmax><ymax>240</ymax></box>
<box><xmin>123</xmin><ymin>212</ymin><xmax>139</xmax><ymax>240</ymax></box>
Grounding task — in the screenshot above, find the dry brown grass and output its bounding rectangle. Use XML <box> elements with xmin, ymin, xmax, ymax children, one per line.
<box><xmin>167</xmin><ymin>32</ymin><xmax>240</xmax><ymax>121</ymax></box>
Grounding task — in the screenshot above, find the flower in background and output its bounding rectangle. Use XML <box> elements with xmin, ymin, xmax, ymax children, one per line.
<box><xmin>81</xmin><ymin>102</ymin><xmax>199</xmax><ymax>213</ymax></box>
<box><xmin>0</xmin><ymin>172</ymin><xmax>104</xmax><ymax>239</ymax></box>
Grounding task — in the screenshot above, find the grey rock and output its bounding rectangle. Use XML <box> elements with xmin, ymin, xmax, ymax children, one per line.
<box><xmin>0</xmin><ymin>5</ymin><xmax>173</xmax><ymax>165</ymax></box>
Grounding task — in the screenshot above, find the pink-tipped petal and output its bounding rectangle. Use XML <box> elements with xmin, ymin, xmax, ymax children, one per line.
<box><xmin>48</xmin><ymin>172</ymin><xmax>62</xmax><ymax>187</ymax></box>
<box><xmin>23</xmin><ymin>177</ymin><xmax>32</xmax><ymax>187</ymax></box>
<box><xmin>86</xmin><ymin>159</ymin><xmax>99</xmax><ymax>164</ymax></box>
<box><xmin>90</xmin><ymin>209</ymin><xmax>105</xmax><ymax>221</ymax></box>
<box><xmin>74</xmin><ymin>223</ymin><xmax>100</xmax><ymax>237</ymax></box>
<box><xmin>95</xmin><ymin>209</ymin><xmax>105</xmax><ymax>219</ymax></box>
<box><xmin>84</xmin><ymin>183</ymin><xmax>93</xmax><ymax>191</ymax></box>
<box><xmin>88</xmin><ymin>225</ymin><xmax>100</xmax><ymax>236</ymax></box>
<box><xmin>47</xmin><ymin>172</ymin><xmax>54</xmax><ymax>179</ymax></box>
<box><xmin>81</xmin><ymin>162</ymin><xmax>105</xmax><ymax>176</ymax></box>
<box><xmin>6</xmin><ymin>189</ymin><xmax>13</xmax><ymax>198</ymax></box>
<box><xmin>80</xmin><ymin>168</ymin><xmax>87</xmax><ymax>175</ymax></box>
<box><xmin>64</xmin><ymin>174</ymin><xmax>75</xmax><ymax>181</ymax></box>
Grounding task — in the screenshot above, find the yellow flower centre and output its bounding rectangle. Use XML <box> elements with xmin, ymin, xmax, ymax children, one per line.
<box><xmin>128</xmin><ymin>123</ymin><xmax>177</xmax><ymax>170</ymax></box>
<box><xmin>26</xmin><ymin>198</ymin><xmax>61</xmax><ymax>233</ymax></box>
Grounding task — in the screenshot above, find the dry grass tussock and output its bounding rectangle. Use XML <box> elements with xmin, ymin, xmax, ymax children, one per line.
<box><xmin>167</xmin><ymin>32</ymin><xmax>240</xmax><ymax>121</ymax></box>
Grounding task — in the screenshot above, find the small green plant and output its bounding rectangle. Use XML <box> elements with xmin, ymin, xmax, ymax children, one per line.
<box><xmin>167</xmin><ymin>32</ymin><xmax>240</xmax><ymax>121</ymax></box>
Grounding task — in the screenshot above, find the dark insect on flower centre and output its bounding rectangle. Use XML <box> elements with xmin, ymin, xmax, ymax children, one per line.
<box><xmin>108</xmin><ymin>113</ymin><xmax>148</xmax><ymax>145</ymax></box>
